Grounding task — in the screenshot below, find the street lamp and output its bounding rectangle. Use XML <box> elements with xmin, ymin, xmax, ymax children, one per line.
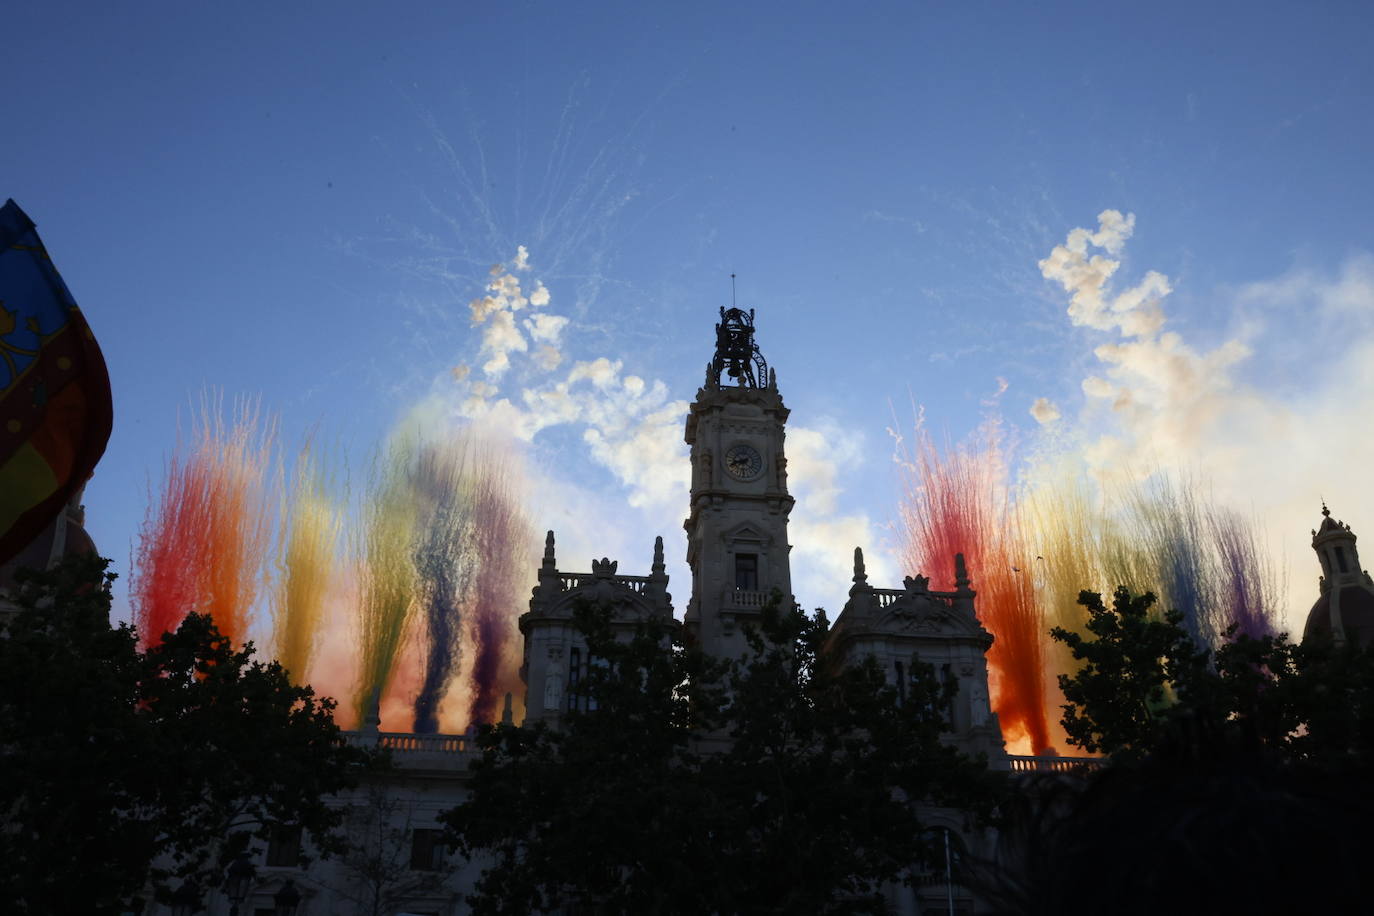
<box><xmin>170</xmin><ymin>881</ymin><xmax>201</xmax><ymax>916</ymax></box>
<box><xmin>273</xmin><ymin>879</ymin><xmax>302</xmax><ymax>916</ymax></box>
<box><xmin>224</xmin><ymin>852</ymin><xmax>257</xmax><ymax>916</ymax></box>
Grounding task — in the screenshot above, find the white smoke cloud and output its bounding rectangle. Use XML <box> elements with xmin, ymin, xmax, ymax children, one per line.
<box><xmin>786</xmin><ymin>421</ymin><xmax>892</xmax><ymax>605</ymax></box>
<box><xmin>469</xmin><ymin>257</ymin><xmax>555</xmax><ymax>378</ymax></box>
<box><xmin>443</xmin><ymin>247</ymin><xmax>893</xmax><ymax>614</ymax></box>
<box><xmin>447</xmin><ymin>256</ymin><xmax>691</xmax><ymax>514</ymax></box>
<box><xmin>1029</xmin><ymin>397</ymin><xmax>1061</xmax><ymax>424</ymax></box>
<box><xmin>526</xmin><ymin>313</ymin><xmax>569</xmax><ymax>344</ymax></box>
<box><xmin>479</xmin><ymin>310</ymin><xmax>528</xmax><ymax>376</ymax></box>
<box><xmin>1039</xmin><ymin>209</ymin><xmax>1170</xmax><ymax>337</ymax></box>
<box><xmin>1038</xmin><ymin>213</ymin><xmax>1374</xmax><ymax>632</ymax></box>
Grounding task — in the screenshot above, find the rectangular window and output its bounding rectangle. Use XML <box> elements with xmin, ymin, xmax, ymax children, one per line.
<box><xmin>567</xmin><ymin>647</ymin><xmax>582</xmax><ymax>712</ymax></box>
<box><xmin>265</xmin><ymin>824</ymin><xmax>301</xmax><ymax>868</ymax></box>
<box><xmin>735</xmin><ymin>553</ymin><xmax>759</xmax><ymax>591</ymax></box>
<box><xmin>409</xmin><ymin>828</ymin><xmax>447</xmax><ymax>872</ymax></box>
<box><xmin>894</xmin><ymin>661</ymin><xmax>906</xmax><ymax>705</ymax></box>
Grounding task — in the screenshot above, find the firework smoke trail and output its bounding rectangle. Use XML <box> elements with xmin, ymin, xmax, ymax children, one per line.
<box><xmin>354</xmin><ymin>440</ymin><xmax>419</xmax><ymax>726</ymax></box>
<box><xmin>1122</xmin><ymin>478</ymin><xmax>1217</xmax><ymax>647</ymax></box>
<box><xmin>1207</xmin><ymin>506</ymin><xmax>1280</xmax><ymax>639</ymax></box>
<box><xmin>132</xmin><ymin>399</ymin><xmax>274</xmax><ymax>648</ymax></box>
<box><xmin>273</xmin><ymin>446</ymin><xmax>342</xmax><ymax>684</ymax></box>
<box><xmin>1022</xmin><ymin>473</ymin><xmax>1105</xmax><ymax>692</ymax></box>
<box><xmin>132</xmin><ymin>453</ymin><xmax>213</xmax><ymax>648</ymax></box>
<box><xmin>1118</xmin><ymin>476</ymin><xmax>1280</xmax><ymax>648</ymax></box>
<box><xmin>466</xmin><ymin>446</ymin><xmax>534</xmax><ymax>726</ymax></box>
<box><xmin>411</xmin><ymin>439</ymin><xmax>477</xmax><ymax>734</ymax></box>
<box><xmin>897</xmin><ymin>421</ymin><xmax>1053</xmax><ymax>755</ymax></box>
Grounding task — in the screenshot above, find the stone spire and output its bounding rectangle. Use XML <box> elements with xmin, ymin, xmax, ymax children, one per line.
<box><xmin>542</xmin><ymin>530</ymin><xmax>556</xmax><ymax>570</ymax></box>
<box><xmin>653</xmin><ymin>535</ymin><xmax>665</xmax><ymax>574</ymax></box>
<box><xmin>850</xmin><ymin>546</ymin><xmax>869</xmax><ymax>593</ymax></box>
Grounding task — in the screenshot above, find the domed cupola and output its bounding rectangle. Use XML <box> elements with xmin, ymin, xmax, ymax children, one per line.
<box><xmin>1303</xmin><ymin>505</ymin><xmax>1374</xmax><ymax>647</ymax></box>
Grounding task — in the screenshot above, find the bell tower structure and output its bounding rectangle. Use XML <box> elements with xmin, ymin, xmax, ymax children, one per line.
<box><xmin>683</xmin><ymin>308</ymin><xmax>795</xmax><ymax>660</ymax></box>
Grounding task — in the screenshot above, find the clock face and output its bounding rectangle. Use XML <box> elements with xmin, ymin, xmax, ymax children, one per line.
<box><xmin>724</xmin><ymin>443</ymin><xmax>764</xmax><ymax>481</ymax></box>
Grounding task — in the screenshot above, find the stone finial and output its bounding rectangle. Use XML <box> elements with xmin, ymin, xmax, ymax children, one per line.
<box><xmin>543</xmin><ymin>530</ymin><xmax>556</xmax><ymax>568</ymax></box>
<box><xmin>652</xmin><ymin>535</ymin><xmax>665</xmax><ymax>575</ymax></box>
<box><xmin>501</xmin><ymin>692</ymin><xmax>514</xmax><ymax>726</ymax></box>
<box><xmin>955</xmin><ymin>552</ymin><xmax>971</xmax><ymax>592</ymax></box>
<box><xmin>768</xmin><ymin>367</ymin><xmax>777</xmax><ymax>389</ymax></box>
<box><xmin>705</xmin><ymin>361</ymin><xmax>715</xmax><ymax>389</ymax></box>
<box><xmin>592</xmin><ymin>557</ymin><xmax>619</xmax><ymax>578</ymax></box>
<box><xmin>853</xmin><ymin>546</ymin><xmax>868</xmax><ymax>585</ymax></box>
<box><xmin>904</xmin><ymin>574</ymin><xmax>930</xmax><ymax>593</ymax></box>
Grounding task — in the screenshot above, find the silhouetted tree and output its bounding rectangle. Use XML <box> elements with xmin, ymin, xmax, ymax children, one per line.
<box><xmin>982</xmin><ymin>587</ymin><xmax>1374</xmax><ymax>915</ymax></box>
<box><xmin>0</xmin><ymin>554</ymin><xmax>374</xmax><ymax>914</ymax></box>
<box><xmin>327</xmin><ymin>782</ymin><xmax>456</xmax><ymax>916</ymax></box>
<box><xmin>445</xmin><ymin>598</ymin><xmax>1001</xmax><ymax>915</ymax></box>
<box><xmin>1052</xmin><ymin>585</ymin><xmax>1374</xmax><ymax>768</ymax></box>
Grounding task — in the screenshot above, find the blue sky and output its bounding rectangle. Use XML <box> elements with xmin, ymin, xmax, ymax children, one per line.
<box><xmin>8</xmin><ymin>1</ymin><xmax>1374</xmax><ymax>631</ymax></box>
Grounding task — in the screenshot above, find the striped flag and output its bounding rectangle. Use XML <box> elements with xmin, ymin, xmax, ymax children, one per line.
<box><xmin>0</xmin><ymin>199</ymin><xmax>112</xmax><ymax>566</ymax></box>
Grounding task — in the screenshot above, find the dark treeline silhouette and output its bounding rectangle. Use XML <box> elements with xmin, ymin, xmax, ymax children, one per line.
<box><xmin>980</xmin><ymin>586</ymin><xmax>1374</xmax><ymax>915</ymax></box>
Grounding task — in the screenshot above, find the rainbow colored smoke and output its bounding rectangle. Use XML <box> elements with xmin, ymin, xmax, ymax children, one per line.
<box><xmin>133</xmin><ymin>406</ymin><xmax>534</xmax><ymax>734</ymax></box>
<box><xmin>898</xmin><ymin>420</ymin><xmax>1279</xmax><ymax>755</ymax></box>
<box><xmin>132</xmin><ymin>399</ymin><xmax>274</xmax><ymax>648</ymax></box>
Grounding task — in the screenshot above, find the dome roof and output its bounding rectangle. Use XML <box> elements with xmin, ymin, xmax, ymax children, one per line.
<box><xmin>1304</xmin><ymin>584</ymin><xmax>1374</xmax><ymax>648</ymax></box>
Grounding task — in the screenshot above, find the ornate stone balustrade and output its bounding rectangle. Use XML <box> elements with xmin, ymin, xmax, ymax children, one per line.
<box><xmin>870</xmin><ymin>588</ymin><xmax>958</xmax><ymax>609</ymax></box>
<box><xmin>728</xmin><ymin>589</ymin><xmax>772</xmax><ymax>608</ymax></box>
<box><xmin>343</xmin><ymin>731</ymin><xmax>477</xmax><ymax>773</ymax></box>
<box><xmin>557</xmin><ymin>573</ymin><xmax>652</xmax><ymax>593</ymax></box>
<box><xmin>1004</xmin><ymin>754</ymin><xmax>1103</xmax><ymax>773</ymax></box>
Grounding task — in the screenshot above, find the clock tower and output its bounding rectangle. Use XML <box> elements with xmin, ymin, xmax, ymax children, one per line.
<box><xmin>683</xmin><ymin>308</ymin><xmax>795</xmax><ymax>660</ymax></box>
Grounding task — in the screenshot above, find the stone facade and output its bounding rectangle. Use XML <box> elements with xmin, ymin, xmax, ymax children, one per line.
<box><xmin>136</xmin><ymin>309</ymin><xmax>1049</xmax><ymax>914</ymax></box>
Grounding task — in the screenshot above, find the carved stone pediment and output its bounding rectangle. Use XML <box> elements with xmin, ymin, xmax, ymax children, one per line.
<box><xmin>875</xmin><ymin>594</ymin><xmax>990</xmax><ymax>643</ymax></box>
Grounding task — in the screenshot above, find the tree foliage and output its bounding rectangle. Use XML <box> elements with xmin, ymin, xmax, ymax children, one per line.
<box><xmin>1050</xmin><ymin>587</ymin><xmax>1207</xmax><ymax>759</ymax></box>
<box><xmin>445</xmin><ymin>598</ymin><xmax>1001</xmax><ymax>915</ymax></box>
<box><xmin>328</xmin><ymin>783</ymin><xmax>453</xmax><ymax>916</ymax></box>
<box><xmin>0</xmin><ymin>554</ymin><xmax>374</xmax><ymax>914</ymax></box>
<box><xmin>993</xmin><ymin>586</ymin><xmax>1374</xmax><ymax>914</ymax></box>
<box><xmin>1053</xmin><ymin>585</ymin><xmax>1374</xmax><ymax>769</ymax></box>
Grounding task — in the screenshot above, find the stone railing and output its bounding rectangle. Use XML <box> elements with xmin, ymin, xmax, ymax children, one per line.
<box><xmin>558</xmin><ymin>573</ymin><xmax>652</xmax><ymax>594</ymax></box>
<box><xmin>727</xmin><ymin>589</ymin><xmax>772</xmax><ymax>608</ymax></box>
<box><xmin>343</xmin><ymin>731</ymin><xmax>477</xmax><ymax>772</ymax></box>
<box><xmin>869</xmin><ymin>587</ymin><xmax>956</xmax><ymax>609</ymax></box>
<box><xmin>1005</xmin><ymin>754</ymin><xmax>1103</xmax><ymax>773</ymax></box>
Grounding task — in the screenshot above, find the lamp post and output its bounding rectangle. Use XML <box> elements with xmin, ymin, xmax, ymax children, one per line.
<box><xmin>223</xmin><ymin>852</ymin><xmax>257</xmax><ymax>916</ymax></box>
<box><xmin>273</xmin><ymin>879</ymin><xmax>301</xmax><ymax>916</ymax></box>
